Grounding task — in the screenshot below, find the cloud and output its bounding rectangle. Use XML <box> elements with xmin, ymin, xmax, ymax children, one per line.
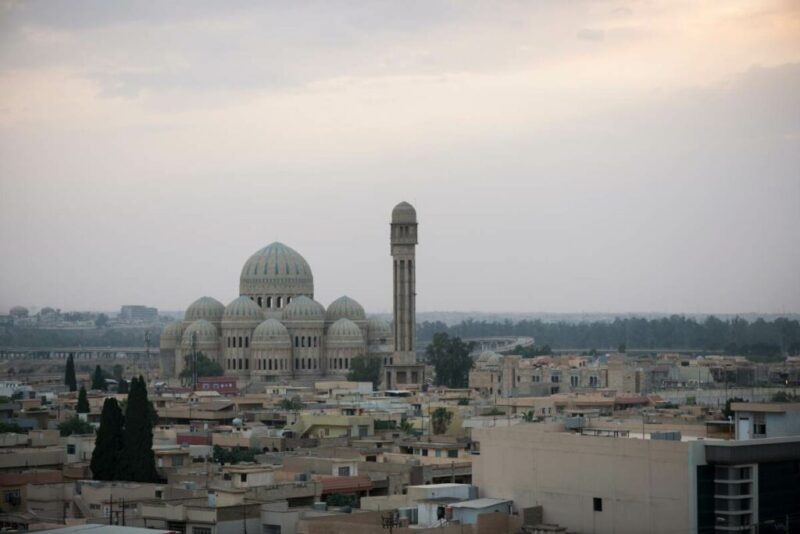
<box><xmin>577</xmin><ymin>28</ymin><xmax>605</xmax><ymax>41</ymax></box>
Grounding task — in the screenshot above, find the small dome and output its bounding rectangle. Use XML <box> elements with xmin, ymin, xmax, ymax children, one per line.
<box><xmin>367</xmin><ymin>317</ymin><xmax>392</xmax><ymax>343</ymax></box>
<box><xmin>223</xmin><ymin>296</ymin><xmax>263</xmax><ymax>322</ymax></box>
<box><xmin>253</xmin><ymin>319</ymin><xmax>291</xmax><ymax>346</ymax></box>
<box><xmin>328</xmin><ymin>318</ymin><xmax>364</xmax><ymax>339</ymax></box>
<box><xmin>181</xmin><ymin>319</ymin><xmax>219</xmax><ymax>347</ymax></box>
<box><xmin>392</xmin><ymin>201</ymin><xmax>417</xmax><ymax>224</ymax></box>
<box><xmin>326</xmin><ymin>296</ymin><xmax>366</xmax><ymax>322</ymax></box>
<box><xmin>184</xmin><ymin>297</ymin><xmax>225</xmax><ymax>323</ymax></box>
<box><xmin>327</xmin><ymin>318</ymin><xmax>365</xmax><ymax>348</ymax></box>
<box><xmin>477</xmin><ymin>351</ymin><xmax>502</xmax><ymax>366</ymax></box>
<box><xmin>240</xmin><ymin>242</ymin><xmax>314</xmax><ymax>298</ymax></box>
<box><xmin>281</xmin><ymin>295</ymin><xmax>325</xmax><ymax>322</ymax></box>
<box><xmin>160</xmin><ymin>321</ymin><xmax>184</xmax><ymax>348</ymax></box>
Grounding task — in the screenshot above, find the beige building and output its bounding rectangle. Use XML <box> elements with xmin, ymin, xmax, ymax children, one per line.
<box><xmin>473</xmin><ymin>421</ymin><xmax>800</xmax><ymax>534</ymax></box>
<box><xmin>161</xmin><ymin>204</ymin><xmax>424</xmax><ymax>388</ymax></box>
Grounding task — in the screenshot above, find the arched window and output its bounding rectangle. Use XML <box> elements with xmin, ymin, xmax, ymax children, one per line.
<box><xmin>238</xmin><ymin>336</ymin><xmax>243</xmax><ymax>348</ymax></box>
<box><xmin>266</xmin><ymin>296</ymin><xmax>272</xmax><ymax>308</ymax></box>
<box><xmin>277</xmin><ymin>296</ymin><xmax>283</xmax><ymax>308</ymax></box>
<box><xmin>268</xmin><ymin>359</ymin><xmax>272</xmax><ymax>371</ymax></box>
<box><xmin>295</xmin><ymin>358</ymin><xmax>299</xmax><ymax>369</ymax></box>
<box><xmin>295</xmin><ymin>336</ymin><xmax>299</xmax><ymax>348</ymax></box>
<box><xmin>245</xmin><ymin>359</ymin><xmax>249</xmax><ymax>370</ymax></box>
<box><xmin>245</xmin><ymin>337</ymin><xmax>249</xmax><ymax>348</ymax></box>
<box><xmin>307</xmin><ymin>358</ymin><xmax>311</xmax><ymax>369</ymax></box>
<box><xmin>238</xmin><ymin>358</ymin><xmax>242</xmax><ymax>369</ymax></box>
<box><xmin>287</xmin><ymin>296</ymin><xmax>292</xmax><ymax>304</ymax></box>
<box><xmin>227</xmin><ymin>337</ymin><xmax>230</xmax><ymax>348</ymax></box>
<box><xmin>301</xmin><ymin>337</ymin><xmax>305</xmax><ymax>348</ymax></box>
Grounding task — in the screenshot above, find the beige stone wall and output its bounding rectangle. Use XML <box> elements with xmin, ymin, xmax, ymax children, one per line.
<box><xmin>472</xmin><ymin>425</ymin><xmax>692</xmax><ymax>534</ymax></box>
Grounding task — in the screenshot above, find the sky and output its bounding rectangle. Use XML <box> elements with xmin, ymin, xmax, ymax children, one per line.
<box><xmin>1</xmin><ymin>0</ymin><xmax>799</xmax><ymax>316</ymax></box>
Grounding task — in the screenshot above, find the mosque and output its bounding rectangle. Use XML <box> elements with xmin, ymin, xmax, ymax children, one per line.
<box><xmin>159</xmin><ymin>202</ymin><xmax>423</xmax><ymax>388</ymax></box>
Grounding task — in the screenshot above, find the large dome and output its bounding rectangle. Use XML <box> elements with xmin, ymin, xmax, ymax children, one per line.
<box><xmin>184</xmin><ymin>296</ymin><xmax>225</xmax><ymax>323</ymax></box>
<box><xmin>392</xmin><ymin>201</ymin><xmax>417</xmax><ymax>224</ymax></box>
<box><xmin>181</xmin><ymin>319</ymin><xmax>219</xmax><ymax>347</ymax></box>
<box><xmin>223</xmin><ymin>296</ymin><xmax>264</xmax><ymax>324</ymax></box>
<box><xmin>281</xmin><ymin>295</ymin><xmax>325</xmax><ymax>322</ymax></box>
<box><xmin>252</xmin><ymin>319</ymin><xmax>291</xmax><ymax>346</ymax></box>
<box><xmin>240</xmin><ymin>242</ymin><xmax>314</xmax><ymax>299</ymax></box>
<box><xmin>326</xmin><ymin>296</ymin><xmax>366</xmax><ymax>323</ymax></box>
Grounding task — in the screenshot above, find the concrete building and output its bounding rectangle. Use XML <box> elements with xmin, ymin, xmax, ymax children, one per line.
<box><xmin>473</xmin><ymin>422</ymin><xmax>800</xmax><ymax>534</ymax></box>
<box><xmin>732</xmin><ymin>402</ymin><xmax>800</xmax><ymax>440</ymax></box>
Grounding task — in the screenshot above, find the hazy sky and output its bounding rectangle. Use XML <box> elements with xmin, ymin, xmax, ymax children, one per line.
<box><xmin>1</xmin><ymin>0</ymin><xmax>799</xmax><ymax>315</ymax></box>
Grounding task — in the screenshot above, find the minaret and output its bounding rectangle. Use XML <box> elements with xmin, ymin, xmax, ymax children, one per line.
<box><xmin>390</xmin><ymin>201</ymin><xmax>418</xmax><ymax>362</ymax></box>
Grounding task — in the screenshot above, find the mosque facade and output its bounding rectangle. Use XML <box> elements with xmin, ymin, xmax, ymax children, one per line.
<box><xmin>160</xmin><ymin>202</ymin><xmax>420</xmax><ymax>386</ymax></box>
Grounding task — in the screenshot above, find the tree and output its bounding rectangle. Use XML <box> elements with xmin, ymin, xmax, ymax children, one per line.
<box><xmin>522</xmin><ymin>410</ymin><xmax>535</xmax><ymax>422</ymax></box>
<box><xmin>431</xmin><ymin>407</ymin><xmax>453</xmax><ymax>435</ymax></box>
<box><xmin>178</xmin><ymin>353</ymin><xmax>224</xmax><ymax>381</ymax></box>
<box><xmin>91</xmin><ymin>365</ymin><xmax>107</xmax><ymax>391</ymax></box>
<box><xmin>278</xmin><ymin>396</ymin><xmax>303</xmax><ymax>411</ymax></box>
<box><xmin>347</xmin><ymin>355</ymin><xmax>382</xmax><ymax>389</ymax></box>
<box><xmin>212</xmin><ymin>445</ymin><xmax>258</xmax><ymax>465</ymax></box>
<box><xmin>76</xmin><ymin>386</ymin><xmax>90</xmax><ymax>414</ymax></box>
<box><xmin>112</xmin><ymin>364</ymin><xmax>124</xmax><ymax>382</ymax></box>
<box><xmin>118</xmin><ymin>377</ymin><xmax>159</xmax><ymax>482</ymax></box>
<box><xmin>58</xmin><ymin>416</ymin><xmax>94</xmax><ymax>437</ymax></box>
<box><xmin>0</xmin><ymin>421</ymin><xmax>25</xmax><ymax>433</ymax></box>
<box><xmin>722</xmin><ymin>397</ymin><xmax>746</xmax><ymax>420</ymax></box>
<box><xmin>426</xmin><ymin>333</ymin><xmax>474</xmax><ymax>389</ymax></box>
<box><xmin>94</xmin><ymin>313</ymin><xmax>109</xmax><ymax>328</ymax></box>
<box><xmin>618</xmin><ymin>343</ymin><xmax>627</xmax><ymax>353</ymax></box>
<box><xmin>118</xmin><ymin>378</ymin><xmax>129</xmax><ymax>394</ymax></box>
<box><xmin>91</xmin><ymin>398</ymin><xmax>124</xmax><ymax>481</ymax></box>
<box><xmin>64</xmin><ymin>354</ymin><xmax>77</xmax><ymax>392</ymax></box>
<box><xmin>399</xmin><ymin>419</ymin><xmax>416</xmax><ymax>435</ymax></box>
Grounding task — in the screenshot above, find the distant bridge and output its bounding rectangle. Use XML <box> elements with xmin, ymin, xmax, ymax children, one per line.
<box><xmin>0</xmin><ymin>347</ymin><xmax>159</xmax><ymax>361</ymax></box>
<box><xmin>463</xmin><ymin>336</ymin><xmax>535</xmax><ymax>355</ymax></box>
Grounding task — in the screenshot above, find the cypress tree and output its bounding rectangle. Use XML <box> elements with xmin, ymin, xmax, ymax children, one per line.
<box><xmin>91</xmin><ymin>365</ymin><xmax>107</xmax><ymax>391</ymax></box>
<box><xmin>118</xmin><ymin>378</ymin><xmax>129</xmax><ymax>394</ymax></box>
<box><xmin>90</xmin><ymin>398</ymin><xmax>124</xmax><ymax>481</ymax></box>
<box><xmin>65</xmin><ymin>354</ymin><xmax>77</xmax><ymax>392</ymax></box>
<box><xmin>76</xmin><ymin>386</ymin><xmax>90</xmax><ymax>414</ymax></box>
<box><xmin>118</xmin><ymin>376</ymin><xmax>159</xmax><ymax>482</ymax></box>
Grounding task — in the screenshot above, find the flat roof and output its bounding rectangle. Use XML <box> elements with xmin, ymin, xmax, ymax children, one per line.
<box><xmin>731</xmin><ymin>402</ymin><xmax>800</xmax><ymax>413</ymax></box>
<box><xmin>449</xmin><ymin>498</ymin><xmax>512</xmax><ymax>509</ymax></box>
<box><xmin>38</xmin><ymin>525</ymin><xmax>175</xmax><ymax>534</ymax></box>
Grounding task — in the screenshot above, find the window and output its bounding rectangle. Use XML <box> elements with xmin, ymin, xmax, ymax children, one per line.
<box><xmin>238</xmin><ymin>336</ymin><xmax>243</xmax><ymax>348</ymax></box>
<box><xmin>277</xmin><ymin>296</ymin><xmax>283</xmax><ymax>308</ymax></box>
<box><xmin>173</xmin><ymin>456</ymin><xmax>184</xmax><ymax>467</ymax></box>
<box><xmin>245</xmin><ymin>337</ymin><xmax>249</xmax><ymax>348</ymax></box>
<box><xmin>257</xmin><ymin>297</ymin><xmax>262</xmax><ymax>307</ymax></box>
<box><xmin>266</xmin><ymin>296</ymin><xmax>272</xmax><ymax>308</ymax></box>
<box><xmin>593</xmin><ymin>497</ymin><xmax>602</xmax><ymax>512</ymax></box>
<box><xmin>245</xmin><ymin>359</ymin><xmax>249</xmax><ymax>370</ymax></box>
<box><xmin>570</xmin><ymin>376</ymin><xmax>579</xmax><ymax>387</ymax></box>
<box><xmin>338</xmin><ymin>466</ymin><xmax>351</xmax><ymax>476</ymax></box>
<box><xmin>295</xmin><ymin>336</ymin><xmax>299</xmax><ymax>348</ymax></box>
<box><xmin>241</xmin><ymin>473</ymin><xmax>247</xmax><ymax>482</ymax></box>
<box><xmin>66</xmin><ymin>444</ymin><xmax>76</xmax><ymax>454</ymax></box>
<box><xmin>447</xmin><ymin>449</ymin><xmax>458</xmax><ymax>458</ymax></box>
<box><xmin>227</xmin><ymin>337</ymin><xmax>231</xmax><ymax>348</ymax></box>
<box><xmin>192</xmin><ymin>527</ymin><xmax>211</xmax><ymax>534</ymax></box>
<box><xmin>551</xmin><ymin>375</ymin><xmax>560</xmax><ymax>383</ymax></box>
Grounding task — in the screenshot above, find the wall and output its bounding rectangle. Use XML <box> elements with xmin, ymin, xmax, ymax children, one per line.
<box><xmin>473</xmin><ymin>425</ymin><xmax>691</xmax><ymax>534</ymax></box>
